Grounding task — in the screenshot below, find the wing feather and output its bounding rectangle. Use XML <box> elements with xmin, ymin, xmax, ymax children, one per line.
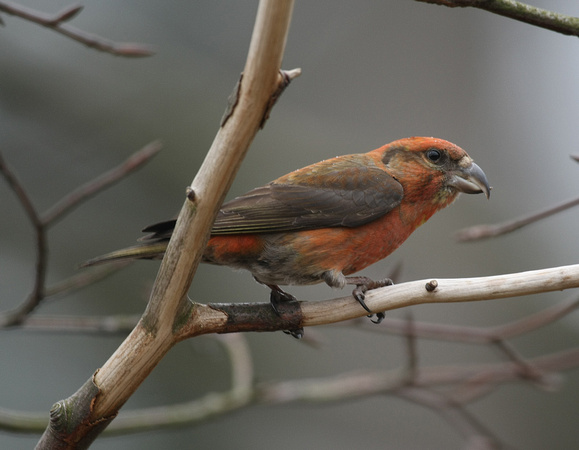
<box><xmin>140</xmin><ymin>154</ymin><xmax>403</xmax><ymax>240</ymax></box>
<box><xmin>212</xmin><ymin>154</ymin><xmax>402</xmax><ymax>234</ymax></box>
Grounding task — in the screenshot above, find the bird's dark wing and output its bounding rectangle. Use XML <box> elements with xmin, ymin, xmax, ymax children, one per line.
<box><xmin>212</xmin><ymin>154</ymin><xmax>403</xmax><ymax>234</ymax></box>
<box><xmin>140</xmin><ymin>154</ymin><xmax>403</xmax><ymax>240</ymax></box>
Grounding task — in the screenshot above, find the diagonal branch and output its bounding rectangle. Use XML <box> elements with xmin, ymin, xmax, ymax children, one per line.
<box><xmin>35</xmin><ymin>2</ymin><xmax>298</xmax><ymax>448</ymax></box>
<box><xmin>397</xmin><ymin>387</ymin><xmax>506</xmax><ymax>447</ymax></box>
<box><xmin>416</xmin><ymin>0</ymin><xmax>579</xmax><ymax>37</ymax></box>
<box><xmin>456</xmin><ymin>195</ymin><xmax>579</xmax><ymax>242</ymax></box>
<box><xmin>41</xmin><ymin>141</ymin><xmax>162</xmax><ymax>226</ymax></box>
<box><xmin>0</xmin><ymin>1</ymin><xmax>154</xmax><ymax>56</ymax></box>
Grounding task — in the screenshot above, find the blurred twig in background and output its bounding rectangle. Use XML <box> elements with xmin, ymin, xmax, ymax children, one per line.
<box><xmin>0</xmin><ymin>142</ymin><xmax>160</xmax><ymax>327</ymax></box>
<box><xmin>417</xmin><ymin>0</ymin><xmax>579</xmax><ymax>37</ymax></box>
<box><xmin>0</xmin><ymin>1</ymin><xmax>155</xmax><ymax>56</ymax></box>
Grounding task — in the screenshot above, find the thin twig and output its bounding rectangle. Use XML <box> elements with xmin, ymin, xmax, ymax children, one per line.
<box><xmin>0</xmin><ymin>151</ymin><xmax>41</xmax><ymax>228</ymax></box>
<box><xmin>347</xmin><ymin>294</ymin><xmax>579</xmax><ymax>343</ymax></box>
<box><xmin>0</xmin><ymin>261</ymin><xmax>135</xmax><ymax>332</ymax></box>
<box><xmin>0</xmin><ymin>151</ymin><xmax>47</xmax><ymax>327</ymax></box>
<box><xmin>490</xmin><ymin>295</ymin><xmax>579</xmax><ymax>339</ymax></box>
<box><xmin>0</xmin><ymin>142</ymin><xmax>159</xmax><ymax>328</ymax></box>
<box><xmin>44</xmin><ymin>261</ymin><xmax>133</xmax><ymax>300</ymax></box>
<box><xmin>396</xmin><ymin>387</ymin><xmax>507</xmax><ymax>449</ymax></box>
<box><xmin>17</xmin><ymin>314</ymin><xmax>140</xmax><ymax>335</ymax></box>
<box><xmin>401</xmin><ymin>312</ymin><xmax>419</xmax><ymax>383</ymax></box>
<box><xmin>0</xmin><ymin>1</ymin><xmax>155</xmax><ymax>56</ymax></box>
<box><xmin>456</xmin><ymin>195</ymin><xmax>579</xmax><ymax>242</ymax></box>
<box><xmin>259</xmin><ymin>348</ymin><xmax>579</xmax><ymax>406</ymax></box>
<box><xmin>417</xmin><ymin>0</ymin><xmax>579</xmax><ymax>37</ymax></box>
<box><xmin>491</xmin><ymin>340</ymin><xmax>550</xmax><ymax>387</ymax></box>
<box><xmin>41</xmin><ymin>141</ymin><xmax>162</xmax><ymax>226</ymax></box>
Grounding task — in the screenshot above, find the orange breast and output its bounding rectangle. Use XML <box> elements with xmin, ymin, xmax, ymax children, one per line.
<box><xmin>287</xmin><ymin>207</ymin><xmax>416</xmax><ymax>275</ymax></box>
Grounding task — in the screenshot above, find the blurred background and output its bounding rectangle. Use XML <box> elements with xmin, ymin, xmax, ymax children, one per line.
<box><xmin>1</xmin><ymin>0</ymin><xmax>579</xmax><ymax>448</ymax></box>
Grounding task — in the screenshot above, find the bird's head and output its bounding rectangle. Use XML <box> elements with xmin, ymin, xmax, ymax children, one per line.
<box><xmin>376</xmin><ymin>137</ymin><xmax>490</xmax><ymax>208</ymax></box>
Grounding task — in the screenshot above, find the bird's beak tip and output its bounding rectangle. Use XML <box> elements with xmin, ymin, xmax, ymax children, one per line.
<box><xmin>450</xmin><ymin>161</ymin><xmax>491</xmax><ymax>199</ymax></box>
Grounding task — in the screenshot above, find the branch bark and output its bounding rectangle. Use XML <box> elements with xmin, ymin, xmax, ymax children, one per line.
<box><xmin>35</xmin><ymin>1</ymin><xmax>296</xmax><ymax>448</ymax></box>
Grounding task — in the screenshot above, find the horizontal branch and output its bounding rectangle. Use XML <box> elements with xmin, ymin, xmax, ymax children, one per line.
<box><xmin>302</xmin><ymin>263</ymin><xmax>579</xmax><ymax>327</ymax></box>
<box><xmin>107</xmin><ymin>346</ymin><xmax>579</xmax><ymax>434</ymax></box>
<box><xmin>417</xmin><ymin>0</ymin><xmax>579</xmax><ymax>37</ymax></box>
<box><xmin>3</xmin><ymin>345</ymin><xmax>576</xmax><ymax>435</ymax></box>
<box><xmin>259</xmin><ymin>347</ymin><xmax>579</xmax><ymax>404</ymax></box>
<box><xmin>176</xmin><ymin>263</ymin><xmax>579</xmax><ymax>338</ymax></box>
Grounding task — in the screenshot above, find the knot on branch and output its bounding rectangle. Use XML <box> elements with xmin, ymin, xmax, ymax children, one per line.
<box><xmin>260</xmin><ymin>68</ymin><xmax>301</xmax><ymax>129</ymax></box>
<box><xmin>186</xmin><ymin>187</ymin><xmax>196</xmax><ymax>202</ymax></box>
<box><xmin>425</xmin><ymin>280</ymin><xmax>438</xmax><ymax>292</ymax></box>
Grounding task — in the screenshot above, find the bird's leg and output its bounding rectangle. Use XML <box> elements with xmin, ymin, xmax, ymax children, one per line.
<box><xmin>267</xmin><ymin>284</ymin><xmax>304</xmax><ymax>339</ymax></box>
<box><xmin>346</xmin><ymin>276</ymin><xmax>393</xmax><ymax>324</ymax></box>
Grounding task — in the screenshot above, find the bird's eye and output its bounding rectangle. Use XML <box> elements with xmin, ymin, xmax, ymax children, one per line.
<box><xmin>426</xmin><ymin>149</ymin><xmax>442</xmax><ymax>163</ymax></box>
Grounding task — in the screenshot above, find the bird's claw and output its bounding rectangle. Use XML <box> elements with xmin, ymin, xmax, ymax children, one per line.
<box><xmin>352</xmin><ymin>285</ymin><xmax>372</xmax><ymax>313</ymax></box>
<box><xmin>348</xmin><ymin>277</ymin><xmax>393</xmax><ymax>324</ymax></box>
<box><xmin>370</xmin><ymin>312</ymin><xmax>386</xmax><ymax>324</ymax></box>
<box><xmin>283</xmin><ymin>328</ymin><xmax>304</xmax><ymax>339</ymax></box>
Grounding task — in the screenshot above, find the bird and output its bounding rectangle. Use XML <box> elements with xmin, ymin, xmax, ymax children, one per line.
<box><xmin>83</xmin><ymin>137</ymin><xmax>490</xmax><ymax>335</ymax></box>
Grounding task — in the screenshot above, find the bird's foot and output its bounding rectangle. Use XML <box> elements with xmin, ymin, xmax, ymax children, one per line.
<box><xmin>269</xmin><ymin>285</ymin><xmax>304</xmax><ymax>339</ymax></box>
<box><xmin>346</xmin><ymin>276</ymin><xmax>393</xmax><ymax>324</ymax></box>
<box><xmin>282</xmin><ymin>328</ymin><xmax>304</xmax><ymax>339</ymax></box>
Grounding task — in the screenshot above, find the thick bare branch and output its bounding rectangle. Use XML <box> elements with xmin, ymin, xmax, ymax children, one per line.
<box><xmin>36</xmin><ymin>2</ymin><xmax>297</xmax><ymax>447</ymax></box>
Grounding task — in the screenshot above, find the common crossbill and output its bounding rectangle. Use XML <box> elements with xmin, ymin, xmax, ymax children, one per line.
<box><xmin>84</xmin><ymin>137</ymin><xmax>490</xmax><ymax>330</ymax></box>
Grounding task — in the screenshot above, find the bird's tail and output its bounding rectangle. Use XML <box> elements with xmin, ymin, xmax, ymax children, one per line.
<box><xmin>80</xmin><ymin>242</ymin><xmax>168</xmax><ymax>267</ymax></box>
